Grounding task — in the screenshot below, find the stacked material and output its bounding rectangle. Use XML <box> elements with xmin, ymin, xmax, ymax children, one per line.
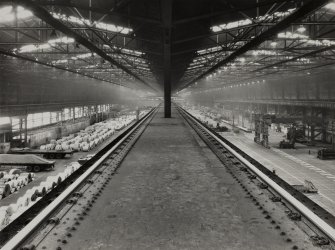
<box><xmin>0</xmin><ymin>170</ymin><xmax>34</xmax><ymax>200</ymax></box>
<box><xmin>0</xmin><ymin>161</ymin><xmax>80</xmax><ymax>231</ymax></box>
<box><xmin>39</xmin><ymin>114</ymin><xmax>137</xmax><ymax>152</ymax></box>
<box><xmin>187</xmin><ymin>109</ymin><xmax>218</xmax><ymax>127</ymax></box>
<box><xmin>0</xmin><ymin>154</ymin><xmax>55</xmax><ymax>172</ymax></box>
<box><xmin>0</xmin><ymin>109</ymin><xmax>152</xmax><ymax>231</ymax></box>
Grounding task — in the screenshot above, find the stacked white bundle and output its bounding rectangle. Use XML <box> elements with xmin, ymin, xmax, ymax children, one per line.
<box><xmin>45</xmin><ymin>176</ymin><xmax>58</xmax><ymax>190</ymax></box>
<box><xmin>9</xmin><ymin>202</ymin><xmax>25</xmax><ymax>222</ymax></box>
<box><xmin>68</xmin><ymin>161</ymin><xmax>81</xmax><ymax>171</ymax></box>
<box><xmin>38</xmin><ymin>113</ymin><xmax>139</xmax><ymax>153</ymax></box>
<box><xmin>0</xmin><ymin>160</ymin><xmax>86</xmax><ymax>231</ymax></box>
<box><xmin>0</xmin><ymin>206</ymin><xmax>12</xmax><ymax>230</ymax></box>
<box><xmin>7</xmin><ymin>180</ymin><xmax>18</xmax><ymax>194</ymax></box>
<box><xmin>16</xmin><ymin>177</ymin><xmax>25</xmax><ymax>187</ymax></box>
<box><xmin>35</xmin><ymin>185</ymin><xmax>47</xmax><ymax>197</ymax></box>
<box><xmin>2</xmin><ymin>174</ymin><xmax>18</xmax><ymax>182</ymax></box>
<box><xmin>0</xmin><ymin>182</ymin><xmax>11</xmax><ymax>200</ymax></box>
<box><xmin>23</xmin><ymin>189</ymin><xmax>38</xmax><ymax>204</ymax></box>
<box><xmin>20</xmin><ymin>172</ymin><xmax>34</xmax><ymax>183</ymax></box>
<box><xmin>0</xmin><ymin>171</ymin><xmax>34</xmax><ymax>200</ymax></box>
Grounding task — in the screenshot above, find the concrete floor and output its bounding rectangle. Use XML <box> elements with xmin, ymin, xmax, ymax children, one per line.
<box><xmin>222</xmin><ymin>131</ymin><xmax>335</xmax><ymax>216</ymax></box>
<box><xmin>188</xmin><ymin>109</ymin><xmax>335</xmax><ymax>215</ymax></box>
<box><xmin>63</xmin><ymin>106</ymin><xmax>316</xmax><ymax>250</ymax></box>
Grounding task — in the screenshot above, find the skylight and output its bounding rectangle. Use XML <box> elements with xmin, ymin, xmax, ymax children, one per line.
<box><xmin>0</xmin><ymin>5</ymin><xmax>33</xmax><ymax>23</ymax></box>
<box><xmin>51</xmin><ymin>12</ymin><xmax>133</xmax><ymax>35</ymax></box>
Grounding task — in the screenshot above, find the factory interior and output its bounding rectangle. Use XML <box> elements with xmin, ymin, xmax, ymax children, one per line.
<box><xmin>1</xmin><ymin>0</ymin><xmax>335</xmax><ymax>249</ymax></box>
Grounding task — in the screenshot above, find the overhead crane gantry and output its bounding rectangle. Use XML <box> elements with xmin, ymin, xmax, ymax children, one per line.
<box><xmin>179</xmin><ymin>0</ymin><xmax>332</xmax><ymax>91</ymax></box>
<box><xmin>8</xmin><ymin>0</ymin><xmax>157</xmax><ymax>92</ymax></box>
<box><xmin>0</xmin><ymin>0</ymin><xmax>335</xmax><ymax>117</ymax></box>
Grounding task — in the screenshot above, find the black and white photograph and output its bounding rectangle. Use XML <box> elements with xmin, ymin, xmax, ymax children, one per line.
<box><xmin>0</xmin><ymin>0</ymin><xmax>335</xmax><ymax>249</ymax></box>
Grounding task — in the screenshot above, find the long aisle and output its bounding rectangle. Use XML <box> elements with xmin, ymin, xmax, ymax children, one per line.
<box><xmin>63</xmin><ymin>106</ymin><xmax>314</xmax><ymax>250</ymax></box>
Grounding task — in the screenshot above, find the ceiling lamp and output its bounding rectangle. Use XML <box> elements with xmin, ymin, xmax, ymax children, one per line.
<box><xmin>19</xmin><ymin>36</ymin><xmax>74</xmax><ymax>52</ymax></box>
<box><xmin>210</xmin><ymin>8</ymin><xmax>295</xmax><ymax>32</ymax></box>
<box><xmin>270</xmin><ymin>41</ymin><xmax>278</xmax><ymax>47</ymax></box>
<box><xmin>325</xmin><ymin>3</ymin><xmax>335</xmax><ymax>11</ymax></box>
<box><xmin>297</xmin><ymin>26</ymin><xmax>306</xmax><ymax>33</ymax></box>
<box><xmin>277</xmin><ymin>31</ymin><xmax>308</xmax><ymax>39</ymax></box>
<box><xmin>0</xmin><ymin>5</ymin><xmax>33</xmax><ymax>23</ymax></box>
<box><xmin>51</xmin><ymin>12</ymin><xmax>133</xmax><ymax>34</ymax></box>
<box><xmin>49</xmin><ymin>29</ymin><xmax>58</xmax><ymax>39</ymax></box>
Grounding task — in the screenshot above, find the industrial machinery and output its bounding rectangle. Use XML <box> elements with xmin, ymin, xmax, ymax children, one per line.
<box><xmin>279</xmin><ymin>125</ymin><xmax>296</xmax><ymax>149</ymax></box>
<box><xmin>0</xmin><ymin>154</ymin><xmax>55</xmax><ymax>172</ymax></box>
<box><xmin>254</xmin><ymin>114</ymin><xmax>271</xmax><ymax>148</ymax></box>
<box><xmin>214</xmin><ymin>122</ymin><xmax>228</xmax><ymax>132</ymax></box>
<box><xmin>279</xmin><ymin>140</ymin><xmax>295</xmax><ymax>149</ymax></box>
<box><xmin>279</xmin><ymin>124</ymin><xmax>307</xmax><ymax>149</ymax></box>
<box><xmin>78</xmin><ymin>154</ymin><xmax>95</xmax><ymax>165</ymax></box>
<box><xmin>317</xmin><ymin>148</ymin><xmax>335</xmax><ymax>160</ymax></box>
<box><xmin>8</xmin><ymin>147</ymin><xmax>73</xmax><ymax>159</ymax></box>
<box><xmin>292</xmin><ymin>180</ymin><xmax>318</xmax><ymax>193</ymax></box>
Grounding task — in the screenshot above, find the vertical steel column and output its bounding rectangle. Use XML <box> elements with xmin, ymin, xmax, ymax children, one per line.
<box><xmin>24</xmin><ymin>115</ymin><xmax>28</xmax><ymax>146</ymax></box>
<box><xmin>162</xmin><ymin>0</ymin><xmax>172</xmax><ymax>118</ymax></box>
<box><xmin>321</xmin><ymin>109</ymin><xmax>327</xmax><ymax>143</ymax></box>
<box><xmin>19</xmin><ymin>118</ymin><xmax>22</xmax><ymax>142</ymax></box>
<box><xmin>60</xmin><ymin>109</ymin><xmax>64</xmax><ymax>126</ymax></box>
<box><xmin>332</xmin><ymin>120</ymin><xmax>335</xmax><ymax>150</ymax></box>
<box><xmin>73</xmin><ymin>107</ymin><xmax>76</xmax><ymax>122</ymax></box>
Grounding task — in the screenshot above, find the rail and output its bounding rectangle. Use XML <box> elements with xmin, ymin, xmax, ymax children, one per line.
<box><xmin>0</xmin><ymin>106</ymin><xmax>158</xmax><ymax>250</ymax></box>
<box><xmin>178</xmin><ymin>105</ymin><xmax>335</xmax><ymax>244</ymax></box>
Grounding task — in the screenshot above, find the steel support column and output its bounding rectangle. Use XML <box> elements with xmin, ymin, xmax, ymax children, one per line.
<box><xmin>24</xmin><ymin>115</ymin><xmax>27</xmax><ymax>146</ymax></box>
<box><xmin>162</xmin><ymin>0</ymin><xmax>172</xmax><ymax>118</ymax></box>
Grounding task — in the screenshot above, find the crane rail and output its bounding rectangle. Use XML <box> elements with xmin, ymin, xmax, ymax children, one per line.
<box><xmin>2</xmin><ymin>104</ymin><xmax>335</xmax><ymax>249</ymax></box>
<box><xmin>0</xmin><ymin>106</ymin><xmax>158</xmax><ymax>250</ymax></box>
<box><xmin>177</xmin><ymin>105</ymin><xmax>335</xmax><ymax>246</ymax></box>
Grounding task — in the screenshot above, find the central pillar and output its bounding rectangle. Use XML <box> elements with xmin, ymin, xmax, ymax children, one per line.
<box><xmin>162</xmin><ymin>0</ymin><xmax>172</xmax><ymax>118</ymax></box>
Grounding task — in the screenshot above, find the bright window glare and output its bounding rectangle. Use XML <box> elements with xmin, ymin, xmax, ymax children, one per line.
<box><xmin>51</xmin><ymin>12</ymin><xmax>133</xmax><ymax>34</ymax></box>
<box><xmin>210</xmin><ymin>8</ymin><xmax>295</xmax><ymax>32</ymax></box>
<box><xmin>325</xmin><ymin>3</ymin><xmax>335</xmax><ymax>11</ymax></box>
<box><xmin>0</xmin><ymin>6</ymin><xmax>13</xmax><ymax>15</ymax></box>
<box><xmin>19</xmin><ymin>36</ymin><xmax>75</xmax><ymax>52</ymax></box>
<box><xmin>0</xmin><ymin>5</ymin><xmax>33</xmax><ymax>23</ymax></box>
<box><xmin>0</xmin><ymin>117</ymin><xmax>10</xmax><ymax>125</ymax></box>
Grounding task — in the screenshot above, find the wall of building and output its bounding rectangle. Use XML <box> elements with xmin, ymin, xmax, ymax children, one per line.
<box><xmin>183</xmin><ymin>70</ymin><xmax>335</xmax><ymax>144</ymax></box>
<box><xmin>28</xmin><ymin>118</ymin><xmax>90</xmax><ymax>147</ymax></box>
<box><xmin>0</xmin><ymin>59</ymin><xmax>146</xmax><ymax>116</ymax></box>
<box><xmin>188</xmin><ymin>70</ymin><xmax>335</xmax><ymax>104</ymax></box>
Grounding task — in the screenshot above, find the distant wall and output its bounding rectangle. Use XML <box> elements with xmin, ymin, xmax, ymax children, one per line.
<box><xmin>0</xmin><ymin>60</ymin><xmax>146</xmax><ymax>116</ymax></box>
<box><xmin>186</xmin><ymin>70</ymin><xmax>335</xmax><ymax>105</ymax></box>
<box><xmin>28</xmin><ymin>119</ymin><xmax>90</xmax><ymax>147</ymax></box>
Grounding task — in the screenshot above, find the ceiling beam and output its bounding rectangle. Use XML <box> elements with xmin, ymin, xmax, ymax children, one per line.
<box><xmin>253</xmin><ymin>45</ymin><xmax>335</xmax><ymax>72</ymax></box>
<box><xmin>12</xmin><ymin>0</ymin><xmax>157</xmax><ymax>92</ymax></box>
<box><xmin>0</xmin><ymin>48</ymin><xmax>129</xmax><ymax>88</ymax></box>
<box><xmin>173</xmin><ymin>0</ymin><xmax>295</xmax><ymax>24</ymax></box>
<box><xmin>34</xmin><ymin>1</ymin><xmax>162</xmax><ymax>25</ymax></box>
<box><xmin>178</xmin><ymin>0</ymin><xmax>331</xmax><ymax>91</ymax></box>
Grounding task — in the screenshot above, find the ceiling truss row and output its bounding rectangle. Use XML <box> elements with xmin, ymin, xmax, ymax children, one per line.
<box><xmin>0</xmin><ymin>0</ymin><xmax>334</xmax><ymax>95</ymax></box>
<box><xmin>179</xmin><ymin>0</ymin><xmax>335</xmax><ymax>92</ymax></box>
<box><xmin>0</xmin><ymin>0</ymin><xmax>159</xmax><ymax>93</ymax></box>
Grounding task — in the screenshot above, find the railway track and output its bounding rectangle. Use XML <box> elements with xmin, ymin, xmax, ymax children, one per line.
<box><xmin>2</xmin><ymin>104</ymin><xmax>335</xmax><ymax>249</ymax></box>
<box><xmin>177</xmin><ymin>105</ymin><xmax>335</xmax><ymax>248</ymax></box>
<box><xmin>0</xmin><ymin>106</ymin><xmax>158</xmax><ymax>250</ymax></box>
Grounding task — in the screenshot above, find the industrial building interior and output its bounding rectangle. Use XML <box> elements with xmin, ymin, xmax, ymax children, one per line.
<box><xmin>1</xmin><ymin>0</ymin><xmax>335</xmax><ymax>249</ymax></box>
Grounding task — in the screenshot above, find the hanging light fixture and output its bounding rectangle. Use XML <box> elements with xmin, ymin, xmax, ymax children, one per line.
<box><xmin>49</xmin><ymin>29</ymin><xmax>57</xmax><ymax>39</ymax></box>
<box><xmin>297</xmin><ymin>25</ymin><xmax>306</xmax><ymax>33</ymax></box>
